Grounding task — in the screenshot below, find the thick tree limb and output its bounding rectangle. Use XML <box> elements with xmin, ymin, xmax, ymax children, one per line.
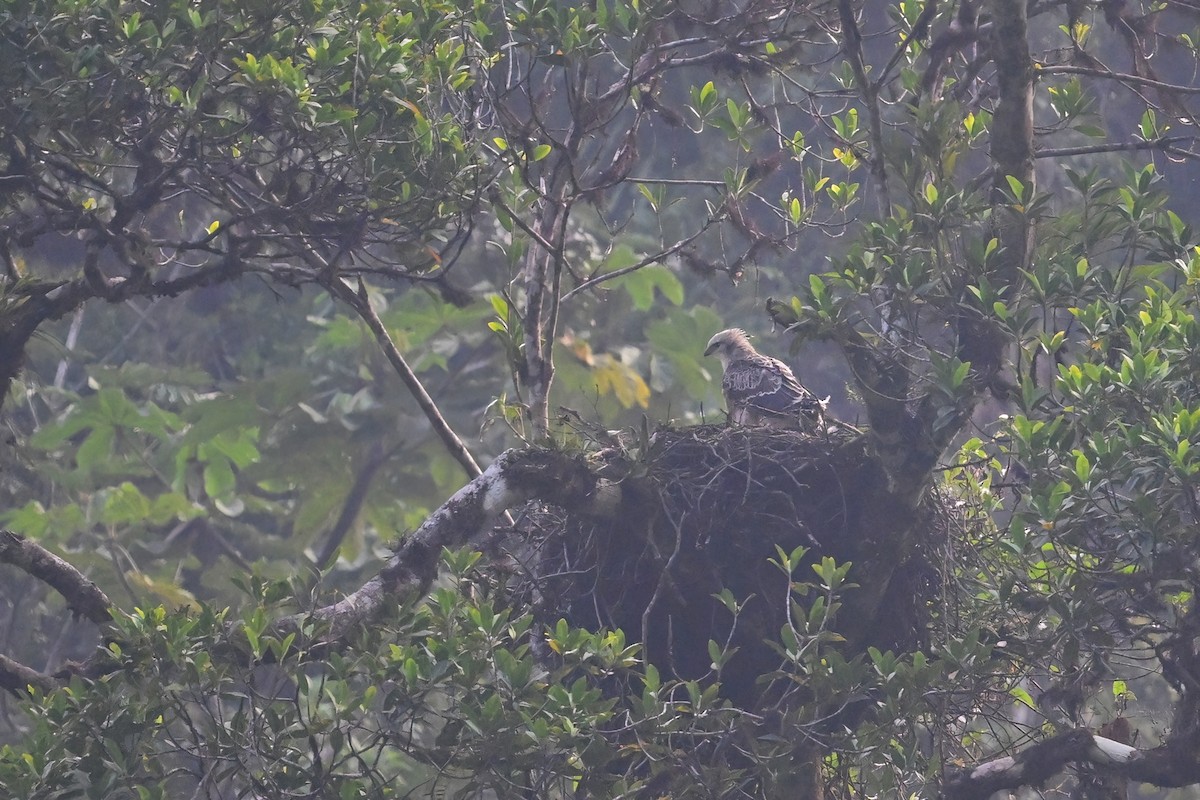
<box><xmin>984</xmin><ymin>0</ymin><xmax>1034</xmax><ymax>299</ymax></box>
<box><xmin>0</xmin><ymin>530</ymin><xmax>112</xmax><ymax>697</ymax></box>
<box><xmin>0</xmin><ymin>250</ymin><xmax>245</xmax><ymax>409</ymax></box>
<box><xmin>291</xmin><ymin>447</ymin><xmax>621</xmax><ymax>642</ymax></box>
<box><xmin>944</xmin><ymin>729</ymin><xmax>1200</xmax><ymax>799</ymax></box>
<box><xmin>919</xmin><ymin>0</ymin><xmax>1034</xmax><ymax>452</ymax></box>
<box><xmin>836</xmin><ymin>330</ymin><xmax>923</xmax><ymax>498</ymax></box>
<box><xmin>0</xmin><ymin>278</ymin><xmax>92</xmax><ymax>407</ymax></box>
<box><xmin>813</xmin><ymin>0</ymin><xmax>1035</xmax><ymax>507</ymax></box>
<box><xmin>0</xmin><ymin>530</ymin><xmax>111</xmax><ymax>624</ymax></box>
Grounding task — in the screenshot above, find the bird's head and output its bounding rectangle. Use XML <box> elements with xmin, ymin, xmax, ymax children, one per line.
<box><xmin>704</xmin><ymin>328</ymin><xmax>753</xmax><ymax>364</ymax></box>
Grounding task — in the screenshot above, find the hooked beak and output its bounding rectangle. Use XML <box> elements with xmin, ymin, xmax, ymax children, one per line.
<box><xmin>703</xmin><ymin>343</ymin><xmax>718</xmax><ymax>357</ymax></box>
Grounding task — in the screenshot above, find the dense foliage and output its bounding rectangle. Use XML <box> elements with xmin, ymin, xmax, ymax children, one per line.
<box><xmin>4</xmin><ymin>0</ymin><xmax>1200</xmax><ymax>797</ymax></box>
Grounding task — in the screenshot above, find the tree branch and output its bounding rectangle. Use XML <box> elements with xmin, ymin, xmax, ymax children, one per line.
<box><xmin>0</xmin><ymin>653</ymin><xmax>57</xmax><ymax>696</ymax></box>
<box><xmin>1036</xmin><ymin>136</ymin><xmax>1196</xmax><ymax>158</ymax></box>
<box><xmin>562</xmin><ymin>222</ymin><xmax>718</xmax><ymax>301</ymax></box>
<box><xmin>0</xmin><ymin>530</ymin><xmax>112</xmax><ymax>624</ymax></box>
<box><xmin>874</xmin><ymin>0</ymin><xmax>939</xmax><ymax>90</ymax></box>
<box><xmin>322</xmin><ymin>276</ymin><xmax>483</xmax><ymax>480</ymax></box>
<box><xmin>1038</xmin><ymin>64</ymin><xmax>1200</xmax><ymax>94</ymax></box>
<box><xmin>0</xmin><ymin>277</ymin><xmax>95</xmax><ymax>407</ymax></box>
<box><xmin>290</xmin><ymin>447</ymin><xmax>622</xmax><ymax>642</ymax></box>
<box><xmin>944</xmin><ymin>728</ymin><xmax>1200</xmax><ymax>799</ymax></box>
<box><xmin>8</xmin><ymin>448</ymin><xmax>621</xmax><ymax>694</ymax></box>
<box><xmin>0</xmin><ymin>246</ymin><xmax>245</xmax><ymax>409</ymax></box>
<box><xmin>838</xmin><ymin>0</ymin><xmax>891</xmax><ymax>217</ymax></box>
<box><xmin>987</xmin><ymin>0</ymin><xmax>1035</xmax><ymax>280</ymax></box>
<box><xmin>932</xmin><ymin>0</ymin><xmax>1033</xmax><ymax>425</ymax></box>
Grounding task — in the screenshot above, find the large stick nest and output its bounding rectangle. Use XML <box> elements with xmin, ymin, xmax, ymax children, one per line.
<box><xmin>520</xmin><ymin>425</ymin><xmax>947</xmax><ymax>709</ymax></box>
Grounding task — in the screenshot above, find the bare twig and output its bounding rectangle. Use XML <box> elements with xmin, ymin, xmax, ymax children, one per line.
<box><xmin>873</xmin><ymin>0</ymin><xmax>939</xmax><ymax>90</ymax></box>
<box><xmin>1036</xmin><ymin>136</ymin><xmax>1195</xmax><ymax>158</ymax></box>
<box><xmin>625</xmin><ymin>176</ymin><xmax>727</xmax><ymax>187</ymax></box>
<box><xmin>562</xmin><ymin>223</ymin><xmax>717</xmax><ymax>301</ymax></box>
<box><xmin>53</xmin><ymin>307</ymin><xmax>85</xmax><ymax>390</ymax></box>
<box><xmin>1039</xmin><ymin>64</ymin><xmax>1200</xmax><ymax>95</ymax></box>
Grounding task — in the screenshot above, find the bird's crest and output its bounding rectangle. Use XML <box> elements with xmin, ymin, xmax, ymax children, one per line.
<box><xmin>704</xmin><ymin>327</ymin><xmax>754</xmax><ymax>356</ymax></box>
<box><xmin>724</xmin><ymin>328</ymin><xmax>751</xmax><ymax>347</ymax></box>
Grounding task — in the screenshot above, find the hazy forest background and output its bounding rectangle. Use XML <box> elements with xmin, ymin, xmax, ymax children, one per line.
<box><xmin>6</xmin><ymin>0</ymin><xmax>1200</xmax><ymax>797</ymax></box>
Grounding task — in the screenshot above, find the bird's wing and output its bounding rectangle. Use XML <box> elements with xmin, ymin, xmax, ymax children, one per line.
<box><xmin>724</xmin><ymin>355</ymin><xmax>822</xmax><ymax>417</ymax></box>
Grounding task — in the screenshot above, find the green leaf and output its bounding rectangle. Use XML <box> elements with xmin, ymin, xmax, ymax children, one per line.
<box><xmin>952</xmin><ymin>360</ymin><xmax>971</xmax><ymax>389</ymax></box>
<box><xmin>1005</xmin><ymin>174</ymin><xmax>1025</xmax><ymax>199</ymax></box>
<box><xmin>76</xmin><ymin>426</ymin><xmax>115</xmax><ymax>469</ymax></box>
<box><xmin>128</xmin><ymin>574</ymin><xmax>198</xmax><ymax>609</ymax></box>
<box><xmin>203</xmin><ymin>458</ymin><xmax>237</xmax><ymax>500</ymax></box>
<box><xmin>808</xmin><ymin>273</ymin><xmax>827</xmax><ymax>301</ymax></box>
<box><xmin>148</xmin><ymin>492</ymin><xmax>203</xmax><ymax>525</ymax></box>
<box><xmin>616</xmin><ymin>263</ymin><xmax>684</xmax><ymax>311</ymax></box>
<box><xmin>1074</xmin><ymin>450</ymin><xmax>1091</xmax><ymax>483</ymax></box>
<box><xmin>97</xmin><ymin>387</ymin><xmax>139</xmax><ymax>425</ymax></box>
<box><xmin>206</xmin><ymin>429</ymin><xmax>261</xmax><ymax>468</ymax></box>
<box><xmin>101</xmin><ymin>482</ymin><xmax>152</xmax><ymax>525</ymax></box>
<box><xmin>1009</xmin><ymin>686</ymin><xmax>1037</xmax><ymax>709</ymax></box>
<box><xmin>708</xmin><ymin>639</ymin><xmax>724</xmax><ymax>669</ymax></box>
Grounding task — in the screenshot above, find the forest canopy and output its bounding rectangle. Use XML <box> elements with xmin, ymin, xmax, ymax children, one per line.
<box><xmin>4</xmin><ymin>0</ymin><xmax>1200</xmax><ymax>797</ymax></box>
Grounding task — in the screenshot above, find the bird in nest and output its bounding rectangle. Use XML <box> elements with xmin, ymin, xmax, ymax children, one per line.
<box><xmin>704</xmin><ymin>328</ymin><xmax>827</xmax><ymax>431</ymax></box>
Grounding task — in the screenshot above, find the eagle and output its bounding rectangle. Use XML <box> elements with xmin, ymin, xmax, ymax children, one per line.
<box><xmin>703</xmin><ymin>328</ymin><xmax>825</xmax><ymax>430</ymax></box>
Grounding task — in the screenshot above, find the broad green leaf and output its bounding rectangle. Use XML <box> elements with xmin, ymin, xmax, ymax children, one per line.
<box><xmin>617</xmin><ymin>264</ymin><xmax>684</xmax><ymax>311</ymax></box>
<box><xmin>100</xmin><ymin>482</ymin><xmax>153</xmax><ymax>526</ymax></box>
<box><xmin>126</xmin><ymin>573</ymin><xmax>199</xmax><ymax>609</ymax></box>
